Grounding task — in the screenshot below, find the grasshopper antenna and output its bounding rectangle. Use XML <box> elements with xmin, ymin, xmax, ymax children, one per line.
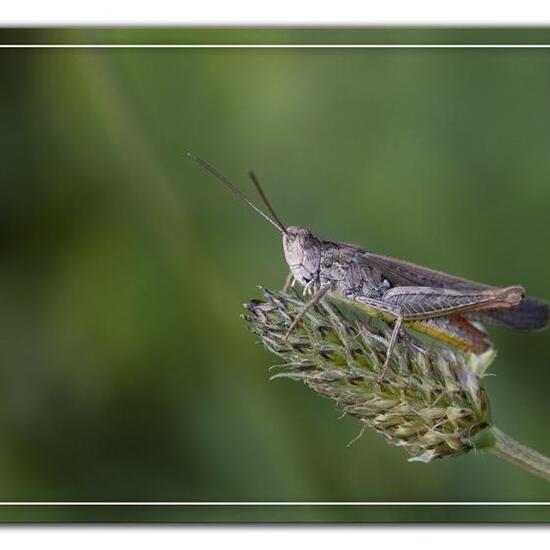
<box><xmin>187</xmin><ymin>153</ymin><xmax>287</xmax><ymax>235</ymax></box>
<box><xmin>248</xmin><ymin>170</ymin><xmax>287</xmax><ymax>236</ymax></box>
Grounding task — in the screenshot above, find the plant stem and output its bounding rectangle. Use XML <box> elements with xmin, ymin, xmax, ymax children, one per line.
<box><xmin>487</xmin><ymin>427</ymin><xmax>550</xmax><ymax>482</ymax></box>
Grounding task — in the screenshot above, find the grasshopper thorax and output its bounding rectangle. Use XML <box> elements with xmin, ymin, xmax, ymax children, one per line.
<box><xmin>283</xmin><ymin>226</ymin><xmax>322</xmax><ymax>286</ymax></box>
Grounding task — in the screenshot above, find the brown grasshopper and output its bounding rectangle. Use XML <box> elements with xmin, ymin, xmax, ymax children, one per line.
<box><xmin>188</xmin><ymin>154</ymin><xmax>549</xmax><ymax>378</ymax></box>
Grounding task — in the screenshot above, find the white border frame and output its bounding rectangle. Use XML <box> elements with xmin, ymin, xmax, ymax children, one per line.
<box><xmin>3</xmin><ymin>44</ymin><xmax>550</xmax><ymax>48</ymax></box>
<box><xmin>0</xmin><ymin>501</ymin><xmax>547</xmax><ymax>506</ymax></box>
<box><xmin>0</xmin><ymin>37</ymin><xmax>549</xmax><ymax>510</ymax></box>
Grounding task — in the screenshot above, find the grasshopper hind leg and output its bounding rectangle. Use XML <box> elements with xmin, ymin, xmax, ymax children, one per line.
<box><xmin>377</xmin><ymin>314</ymin><xmax>404</xmax><ymax>383</ymax></box>
<box><xmin>351</xmin><ymin>294</ymin><xmax>407</xmax><ymax>382</ymax></box>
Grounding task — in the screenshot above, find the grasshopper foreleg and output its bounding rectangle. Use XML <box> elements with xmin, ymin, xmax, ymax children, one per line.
<box><xmin>282</xmin><ymin>273</ymin><xmax>295</xmax><ymax>293</ymax></box>
<box><xmin>283</xmin><ymin>285</ymin><xmax>330</xmax><ymax>341</ymax></box>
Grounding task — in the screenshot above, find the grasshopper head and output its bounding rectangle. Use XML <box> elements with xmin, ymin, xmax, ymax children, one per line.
<box><xmin>283</xmin><ymin>226</ymin><xmax>322</xmax><ymax>286</ymax></box>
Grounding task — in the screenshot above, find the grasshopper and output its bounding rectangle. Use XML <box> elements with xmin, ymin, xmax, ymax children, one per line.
<box><xmin>188</xmin><ymin>154</ymin><xmax>549</xmax><ymax>378</ymax></box>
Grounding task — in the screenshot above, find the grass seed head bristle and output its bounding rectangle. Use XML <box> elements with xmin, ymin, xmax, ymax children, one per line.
<box><xmin>243</xmin><ymin>287</ymin><xmax>495</xmax><ymax>463</ymax></box>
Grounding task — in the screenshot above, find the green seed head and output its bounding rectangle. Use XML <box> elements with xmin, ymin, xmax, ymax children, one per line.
<box><xmin>244</xmin><ymin>288</ymin><xmax>495</xmax><ymax>463</ymax></box>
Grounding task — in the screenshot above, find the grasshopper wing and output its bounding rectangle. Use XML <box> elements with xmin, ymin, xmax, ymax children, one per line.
<box><xmin>353</xmin><ymin>248</ymin><xmax>549</xmax><ymax>331</ymax></box>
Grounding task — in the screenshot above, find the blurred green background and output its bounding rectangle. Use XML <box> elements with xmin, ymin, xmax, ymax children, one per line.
<box><xmin>1</xmin><ymin>29</ymin><xmax>550</xmax><ymax>522</ymax></box>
